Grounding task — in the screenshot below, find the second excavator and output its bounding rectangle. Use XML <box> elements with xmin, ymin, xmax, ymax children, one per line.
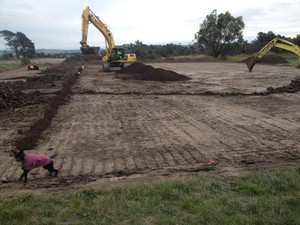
<box><xmin>246</xmin><ymin>38</ymin><xmax>300</xmax><ymax>72</ymax></box>
<box><xmin>80</xmin><ymin>6</ymin><xmax>136</xmax><ymax>72</ymax></box>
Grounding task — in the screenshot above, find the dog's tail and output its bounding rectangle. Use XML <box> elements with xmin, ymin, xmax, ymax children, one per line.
<box><xmin>49</xmin><ymin>151</ymin><xmax>58</xmax><ymax>159</ymax></box>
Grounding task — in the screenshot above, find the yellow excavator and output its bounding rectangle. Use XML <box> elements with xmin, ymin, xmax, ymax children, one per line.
<box><xmin>80</xmin><ymin>6</ymin><xmax>136</xmax><ymax>71</ymax></box>
<box><xmin>246</xmin><ymin>38</ymin><xmax>300</xmax><ymax>72</ymax></box>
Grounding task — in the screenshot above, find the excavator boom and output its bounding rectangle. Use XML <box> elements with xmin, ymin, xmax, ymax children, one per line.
<box><xmin>80</xmin><ymin>6</ymin><xmax>136</xmax><ymax>71</ymax></box>
<box><xmin>80</xmin><ymin>6</ymin><xmax>115</xmax><ymax>56</ymax></box>
<box><xmin>246</xmin><ymin>38</ymin><xmax>300</xmax><ymax>72</ymax></box>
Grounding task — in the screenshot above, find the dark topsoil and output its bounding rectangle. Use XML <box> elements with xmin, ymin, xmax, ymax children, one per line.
<box><xmin>0</xmin><ymin>55</ymin><xmax>100</xmax><ymax>150</ymax></box>
<box><xmin>116</xmin><ymin>62</ymin><xmax>191</xmax><ymax>82</ymax></box>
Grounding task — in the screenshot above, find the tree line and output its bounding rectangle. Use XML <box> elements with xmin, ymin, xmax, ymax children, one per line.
<box><xmin>0</xmin><ymin>30</ymin><xmax>35</xmax><ymax>59</ymax></box>
<box><xmin>1</xmin><ymin>9</ymin><xmax>299</xmax><ymax>60</ymax></box>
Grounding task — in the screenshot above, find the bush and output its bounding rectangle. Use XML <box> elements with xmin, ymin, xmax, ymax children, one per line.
<box><xmin>21</xmin><ymin>57</ymin><xmax>31</xmax><ymax>65</ymax></box>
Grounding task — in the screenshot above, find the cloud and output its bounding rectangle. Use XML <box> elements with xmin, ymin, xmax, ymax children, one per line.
<box><xmin>236</xmin><ymin>0</ymin><xmax>300</xmax><ymax>38</ymax></box>
<box><xmin>0</xmin><ymin>0</ymin><xmax>299</xmax><ymax>49</ymax></box>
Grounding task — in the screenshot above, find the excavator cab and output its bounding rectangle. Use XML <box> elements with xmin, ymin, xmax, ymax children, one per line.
<box><xmin>109</xmin><ymin>48</ymin><xmax>125</xmax><ymax>61</ymax></box>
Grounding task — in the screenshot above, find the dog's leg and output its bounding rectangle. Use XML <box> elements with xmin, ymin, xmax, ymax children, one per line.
<box><xmin>19</xmin><ymin>172</ymin><xmax>25</xmax><ymax>181</ymax></box>
<box><xmin>19</xmin><ymin>170</ymin><xmax>29</xmax><ymax>183</ymax></box>
<box><xmin>43</xmin><ymin>162</ymin><xmax>58</xmax><ymax>176</ymax></box>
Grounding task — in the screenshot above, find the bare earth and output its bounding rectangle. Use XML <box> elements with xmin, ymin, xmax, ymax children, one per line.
<box><xmin>1</xmin><ymin>61</ymin><xmax>300</xmax><ymax>194</ymax></box>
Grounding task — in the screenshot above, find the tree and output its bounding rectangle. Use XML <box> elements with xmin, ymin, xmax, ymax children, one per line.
<box><xmin>293</xmin><ymin>34</ymin><xmax>300</xmax><ymax>46</ymax></box>
<box><xmin>195</xmin><ymin>10</ymin><xmax>245</xmax><ymax>57</ymax></box>
<box><xmin>0</xmin><ymin>30</ymin><xmax>35</xmax><ymax>58</ymax></box>
<box><xmin>257</xmin><ymin>31</ymin><xmax>276</xmax><ymax>44</ymax></box>
<box><xmin>246</xmin><ymin>31</ymin><xmax>300</xmax><ymax>54</ymax></box>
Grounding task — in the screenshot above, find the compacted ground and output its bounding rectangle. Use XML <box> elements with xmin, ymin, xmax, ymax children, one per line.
<box><xmin>0</xmin><ymin>57</ymin><xmax>300</xmax><ymax>193</ymax></box>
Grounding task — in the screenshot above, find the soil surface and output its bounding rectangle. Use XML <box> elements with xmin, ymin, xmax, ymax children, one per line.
<box><xmin>1</xmin><ymin>56</ymin><xmax>300</xmax><ymax>195</ymax></box>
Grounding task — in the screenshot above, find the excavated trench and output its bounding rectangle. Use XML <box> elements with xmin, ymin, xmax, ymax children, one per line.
<box><xmin>0</xmin><ymin>55</ymin><xmax>98</xmax><ymax>150</ymax></box>
<box><xmin>15</xmin><ymin>71</ymin><xmax>82</xmax><ymax>150</ymax></box>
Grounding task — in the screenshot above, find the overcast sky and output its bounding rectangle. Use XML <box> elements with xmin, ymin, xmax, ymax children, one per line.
<box><xmin>0</xmin><ymin>0</ymin><xmax>299</xmax><ymax>50</ymax></box>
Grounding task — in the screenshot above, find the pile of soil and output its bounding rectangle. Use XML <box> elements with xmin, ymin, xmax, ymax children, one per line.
<box><xmin>116</xmin><ymin>62</ymin><xmax>191</xmax><ymax>82</ymax></box>
<box><xmin>64</xmin><ymin>54</ymin><xmax>101</xmax><ymax>65</ymax></box>
<box><xmin>0</xmin><ymin>83</ymin><xmax>51</xmax><ymax>109</ymax></box>
<box><xmin>258</xmin><ymin>54</ymin><xmax>288</xmax><ymax>64</ymax></box>
<box><xmin>267</xmin><ymin>78</ymin><xmax>300</xmax><ymax>93</ymax></box>
<box><xmin>144</xmin><ymin>56</ymin><xmax>221</xmax><ymax>63</ymax></box>
<box><xmin>243</xmin><ymin>54</ymin><xmax>288</xmax><ymax>64</ymax></box>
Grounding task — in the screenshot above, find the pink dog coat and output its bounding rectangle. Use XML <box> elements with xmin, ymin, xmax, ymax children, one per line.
<box><xmin>22</xmin><ymin>153</ymin><xmax>52</xmax><ymax>170</ymax></box>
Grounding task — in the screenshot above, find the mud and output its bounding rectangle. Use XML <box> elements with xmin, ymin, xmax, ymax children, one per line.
<box><xmin>0</xmin><ymin>56</ymin><xmax>300</xmax><ymax>194</ymax></box>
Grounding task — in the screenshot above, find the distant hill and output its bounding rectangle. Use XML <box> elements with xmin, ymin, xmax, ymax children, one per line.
<box><xmin>0</xmin><ymin>49</ymin><xmax>81</xmax><ymax>55</ymax></box>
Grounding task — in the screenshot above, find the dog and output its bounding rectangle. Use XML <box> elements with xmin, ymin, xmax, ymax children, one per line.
<box><xmin>12</xmin><ymin>149</ymin><xmax>58</xmax><ymax>183</ymax></box>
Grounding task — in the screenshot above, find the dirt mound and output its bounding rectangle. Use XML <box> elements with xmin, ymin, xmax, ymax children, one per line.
<box><xmin>116</xmin><ymin>62</ymin><xmax>191</xmax><ymax>82</ymax></box>
<box><xmin>243</xmin><ymin>54</ymin><xmax>288</xmax><ymax>64</ymax></box>
<box><xmin>267</xmin><ymin>78</ymin><xmax>300</xmax><ymax>93</ymax></box>
<box><xmin>1</xmin><ymin>67</ymin><xmax>68</xmax><ymax>110</ymax></box>
<box><xmin>259</xmin><ymin>54</ymin><xmax>288</xmax><ymax>64</ymax></box>
<box><xmin>144</xmin><ymin>56</ymin><xmax>220</xmax><ymax>63</ymax></box>
<box><xmin>64</xmin><ymin>55</ymin><xmax>102</xmax><ymax>64</ymax></box>
<box><xmin>0</xmin><ymin>83</ymin><xmax>50</xmax><ymax>109</ymax></box>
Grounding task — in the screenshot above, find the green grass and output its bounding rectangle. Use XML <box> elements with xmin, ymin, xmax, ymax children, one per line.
<box><xmin>226</xmin><ymin>54</ymin><xmax>250</xmax><ymax>62</ymax></box>
<box><xmin>0</xmin><ymin>58</ymin><xmax>65</xmax><ymax>72</ymax></box>
<box><xmin>0</xmin><ymin>60</ymin><xmax>21</xmax><ymax>72</ymax></box>
<box><xmin>279</xmin><ymin>53</ymin><xmax>300</xmax><ymax>66</ymax></box>
<box><xmin>0</xmin><ymin>166</ymin><xmax>299</xmax><ymax>225</ymax></box>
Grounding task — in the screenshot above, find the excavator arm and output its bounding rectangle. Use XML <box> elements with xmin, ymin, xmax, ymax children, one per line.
<box><xmin>246</xmin><ymin>38</ymin><xmax>300</xmax><ymax>72</ymax></box>
<box><xmin>80</xmin><ymin>6</ymin><xmax>115</xmax><ymax>60</ymax></box>
<box><xmin>80</xmin><ymin>6</ymin><xmax>136</xmax><ymax>71</ymax></box>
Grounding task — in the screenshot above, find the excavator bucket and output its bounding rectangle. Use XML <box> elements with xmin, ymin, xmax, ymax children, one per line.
<box><xmin>245</xmin><ymin>56</ymin><xmax>257</xmax><ymax>73</ymax></box>
<box><xmin>80</xmin><ymin>46</ymin><xmax>100</xmax><ymax>55</ymax></box>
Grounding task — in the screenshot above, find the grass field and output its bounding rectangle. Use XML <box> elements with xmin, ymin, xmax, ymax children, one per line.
<box><xmin>0</xmin><ymin>59</ymin><xmax>21</xmax><ymax>72</ymax></box>
<box><xmin>0</xmin><ymin>58</ymin><xmax>65</xmax><ymax>72</ymax></box>
<box><xmin>0</xmin><ymin>166</ymin><xmax>299</xmax><ymax>225</ymax></box>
